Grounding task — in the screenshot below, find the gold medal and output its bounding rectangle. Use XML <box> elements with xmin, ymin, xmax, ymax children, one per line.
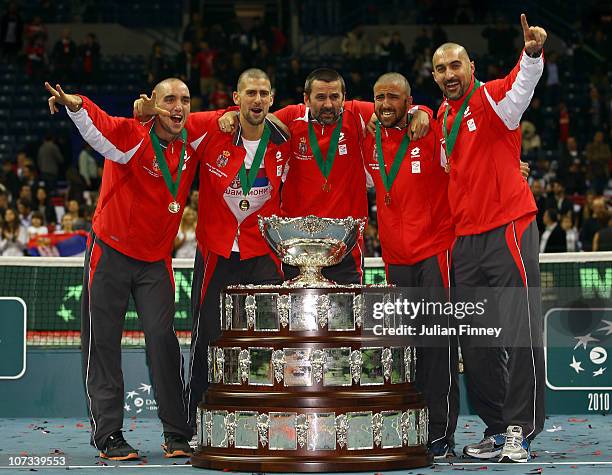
<box><xmin>384</xmin><ymin>193</ymin><xmax>391</xmax><ymax>206</ymax></box>
<box><xmin>168</xmin><ymin>201</ymin><xmax>181</xmax><ymax>214</ymax></box>
<box><xmin>239</xmin><ymin>199</ymin><xmax>250</xmax><ymax>211</ymax></box>
<box><xmin>322</xmin><ymin>181</ymin><xmax>331</xmax><ymax>192</ymax></box>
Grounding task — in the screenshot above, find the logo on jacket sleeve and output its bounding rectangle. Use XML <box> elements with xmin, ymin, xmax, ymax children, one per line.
<box><xmin>216</xmin><ymin>150</ymin><xmax>230</xmax><ymax>168</ymax></box>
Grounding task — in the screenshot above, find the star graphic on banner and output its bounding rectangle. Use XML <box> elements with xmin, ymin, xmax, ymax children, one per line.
<box><xmin>126</xmin><ymin>391</ymin><xmax>138</xmax><ymax>399</ymax></box>
<box><xmin>124</xmin><ymin>404</ymin><xmax>131</xmax><ymax>411</ymax></box>
<box><xmin>573</xmin><ymin>333</ymin><xmax>599</xmax><ymax>350</ymax></box>
<box><xmin>596</xmin><ymin>320</ymin><xmax>612</xmax><ymax>336</ymax></box>
<box><xmin>139</xmin><ymin>383</ymin><xmax>152</xmax><ymax>394</ymax></box>
<box><xmin>593</xmin><ymin>367</ymin><xmax>606</xmax><ymax>377</ymax></box>
<box><xmin>570</xmin><ymin>356</ymin><xmax>584</xmax><ymax>374</ymax></box>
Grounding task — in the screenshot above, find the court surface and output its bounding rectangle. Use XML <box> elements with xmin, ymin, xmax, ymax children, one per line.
<box><xmin>0</xmin><ymin>415</ymin><xmax>610</xmax><ymax>474</ymax></box>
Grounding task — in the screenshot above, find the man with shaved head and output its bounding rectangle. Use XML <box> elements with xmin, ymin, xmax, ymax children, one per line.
<box><xmin>363</xmin><ymin>72</ymin><xmax>459</xmax><ymax>458</ymax></box>
<box><xmin>431</xmin><ymin>14</ymin><xmax>547</xmax><ymax>463</ymax></box>
<box><xmin>45</xmin><ymin>78</ymin><xmax>221</xmax><ymax>461</ymax></box>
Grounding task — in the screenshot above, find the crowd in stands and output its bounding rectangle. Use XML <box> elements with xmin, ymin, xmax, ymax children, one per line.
<box><xmin>0</xmin><ymin>2</ymin><xmax>610</xmax><ymax>256</ymax></box>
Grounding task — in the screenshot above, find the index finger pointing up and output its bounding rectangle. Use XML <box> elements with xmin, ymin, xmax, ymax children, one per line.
<box><xmin>520</xmin><ymin>13</ymin><xmax>530</xmax><ymax>33</ymax></box>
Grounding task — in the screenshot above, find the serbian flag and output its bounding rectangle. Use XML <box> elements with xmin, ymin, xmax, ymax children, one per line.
<box><xmin>28</xmin><ymin>231</ymin><xmax>88</xmax><ymax>257</ymax></box>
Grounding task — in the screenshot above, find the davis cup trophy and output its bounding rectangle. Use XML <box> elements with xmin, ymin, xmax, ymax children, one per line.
<box><xmin>191</xmin><ymin>216</ymin><xmax>432</xmax><ymax>472</ymax></box>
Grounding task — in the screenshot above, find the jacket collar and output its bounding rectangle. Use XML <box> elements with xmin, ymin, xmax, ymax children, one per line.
<box><xmin>231</xmin><ymin>116</ymin><xmax>290</xmax><ymax>147</ymax></box>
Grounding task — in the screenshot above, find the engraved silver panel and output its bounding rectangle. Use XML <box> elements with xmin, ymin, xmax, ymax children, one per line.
<box><xmin>255</xmin><ymin>293</ymin><xmax>279</xmax><ymax>331</ymax></box>
<box><xmin>350</xmin><ymin>349</ymin><xmax>363</xmax><ymax>384</ymax></box>
<box><xmin>257</xmin><ymin>413</ymin><xmax>269</xmax><ymax>447</ymax></box>
<box><xmin>382</xmin><ymin>347</ymin><xmax>392</xmax><ymax>382</ymax></box>
<box><xmin>245</xmin><ymin>294</ymin><xmax>256</xmax><ymax>329</ymax></box>
<box><xmin>223</xmin><ymin>294</ymin><xmax>232</xmax><ymax>330</ymax></box>
<box><xmin>196</xmin><ymin>407</ymin><xmax>203</xmax><ymax>447</ymax></box>
<box><xmin>360</xmin><ymin>347</ymin><xmax>384</xmax><ymax>386</ymax></box>
<box><xmin>307</xmin><ymin>413</ymin><xmax>336</xmax><ymax>451</ymax></box>
<box><xmin>324</xmin><ymin>347</ymin><xmax>352</xmax><ymax>386</ymax></box>
<box><xmin>418</xmin><ymin>408</ymin><xmax>428</xmax><ymax>445</ymax></box>
<box><xmin>347</xmin><ymin>411</ymin><xmax>373</xmax><ymax>450</ymax></box>
<box><xmin>235</xmin><ymin>411</ymin><xmax>259</xmax><ymax>449</ymax></box>
<box><xmin>211</xmin><ymin>410</ymin><xmax>228</xmax><ymax>448</ymax></box>
<box><xmin>205</xmin><ymin>411</ymin><xmax>212</xmax><ymax>447</ymax></box>
<box><xmin>226</xmin><ymin>412</ymin><xmax>236</xmax><ymax>447</ymax></box>
<box><xmin>403</xmin><ymin>409</ymin><xmax>418</xmax><ymax>446</ymax></box>
<box><xmin>207</xmin><ymin>346</ymin><xmax>213</xmax><ymax>383</ymax></box>
<box><xmin>310</xmin><ymin>349</ymin><xmax>325</xmax><ymax>383</ymax></box>
<box><xmin>335</xmin><ymin>414</ymin><xmax>348</xmax><ymax>449</ymax></box>
<box><xmin>353</xmin><ymin>294</ymin><xmax>364</xmax><ymax>329</ymax></box>
<box><xmin>289</xmin><ymin>293</ymin><xmax>318</xmax><ymax>331</ymax></box>
<box><xmin>223</xmin><ymin>347</ymin><xmax>241</xmax><ymax>385</ymax></box>
<box><xmin>380</xmin><ymin>411</ymin><xmax>402</xmax><ymax>449</ymax></box>
<box><xmin>269</xmin><ymin>412</ymin><xmax>297</xmax><ymax>451</ymax></box>
<box><xmin>230</xmin><ymin>294</ymin><xmax>249</xmax><ymax>330</ymax></box>
<box><xmin>284</xmin><ymin>348</ymin><xmax>312</xmax><ymax>386</ymax></box>
<box><xmin>404</xmin><ymin>346</ymin><xmax>414</xmax><ymax>383</ymax></box>
<box><xmin>328</xmin><ymin>293</ymin><xmax>355</xmax><ymax>331</ymax></box>
<box><xmin>214</xmin><ymin>347</ymin><xmax>224</xmax><ymax>383</ymax></box>
<box><xmin>373</xmin><ymin>412</ymin><xmax>382</xmax><ymax>447</ymax></box>
<box><xmin>249</xmin><ymin>347</ymin><xmax>274</xmax><ymax>386</ymax></box>
<box><xmin>317</xmin><ymin>294</ymin><xmax>330</xmax><ymax>328</ymax></box>
<box><xmin>272</xmin><ymin>349</ymin><xmax>285</xmax><ymax>383</ymax></box>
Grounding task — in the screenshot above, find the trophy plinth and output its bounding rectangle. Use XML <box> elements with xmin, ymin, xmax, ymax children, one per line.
<box><xmin>259</xmin><ymin>215</ymin><xmax>364</xmax><ymax>287</ymax></box>
<box><xmin>192</xmin><ymin>216</ymin><xmax>432</xmax><ymax>472</ymax></box>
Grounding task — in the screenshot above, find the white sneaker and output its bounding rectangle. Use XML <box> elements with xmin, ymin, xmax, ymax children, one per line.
<box><xmin>498</xmin><ymin>425</ymin><xmax>530</xmax><ymax>463</ymax></box>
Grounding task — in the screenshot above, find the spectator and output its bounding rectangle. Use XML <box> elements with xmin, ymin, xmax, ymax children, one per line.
<box><xmin>24</xmin><ymin>15</ymin><xmax>46</xmax><ymax>44</ymax></box>
<box><xmin>547</xmin><ymin>180</ymin><xmax>573</xmax><ymax>217</ymax></box>
<box><xmin>37</xmin><ymin>135</ymin><xmax>64</xmax><ymax>189</ymax></box>
<box><xmin>0</xmin><ymin>189</ymin><xmax>9</xmax><ymax>218</ymax></box>
<box><xmin>65</xmin><ymin>167</ymin><xmax>86</xmax><ymax>203</ymax></box>
<box><xmin>1</xmin><ymin>159</ymin><xmax>20</xmax><ymax>200</ymax></box>
<box><xmin>544</xmin><ymin>52</ymin><xmax>560</xmax><ymax>105</ymax></box>
<box><xmin>16</xmin><ymin>197</ymin><xmax>32</xmax><ymax>227</ymax></box>
<box><xmin>560</xmin><ymin>214</ymin><xmax>579</xmax><ymax>252</ymax></box>
<box><xmin>188</xmin><ymin>190</ymin><xmax>198</xmax><ymax>212</ymax></box>
<box><xmin>385</xmin><ymin>32</ymin><xmax>406</xmax><ymax>71</ymax></box>
<box><xmin>25</xmin><ymin>35</ymin><xmax>46</xmax><ymax>78</ymax></box>
<box><xmin>55</xmin><ymin>212</ymin><xmax>74</xmax><ymax>234</ymax></box>
<box><xmin>531</xmin><ymin>179</ymin><xmax>547</xmax><ymax>234</ymax></box>
<box><xmin>27</xmin><ymin>210</ymin><xmax>48</xmax><ymax>240</ymax></box>
<box><xmin>182</xmin><ymin>12</ymin><xmax>202</xmax><ymax>45</ymax></box>
<box><xmin>585</xmin><ymin>131</ymin><xmax>611</xmax><ymax>195</ymax></box>
<box><xmin>65</xmin><ymin>199</ymin><xmax>86</xmax><ymax>231</ymax></box>
<box><xmin>0</xmin><ymin>2</ymin><xmax>23</xmax><ymax>60</ymax></box>
<box><xmin>147</xmin><ymin>42</ymin><xmax>170</xmax><ymax>86</ymax></box>
<box><xmin>208</xmin><ymin>81</ymin><xmax>230</xmax><ymax>110</ymax></box>
<box><xmin>0</xmin><ymin>207</ymin><xmax>27</xmax><ymax>256</ymax></box>
<box><xmin>593</xmin><ymin>215</ymin><xmax>612</xmax><ymax>251</ymax></box>
<box><xmin>522</xmin><ymin>96</ymin><xmax>544</xmax><ymax>137</ymax></box>
<box><xmin>174</xmin><ymin>206</ymin><xmax>197</xmax><ymax>259</ymax></box>
<box><xmin>51</xmin><ymin>28</ymin><xmax>77</xmax><ymax>81</ymax></box>
<box><xmin>78</xmin><ymin>33</ymin><xmax>100</xmax><ymax>83</ymax></box>
<box><xmin>564</xmin><ymin>159</ymin><xmax>587</xmax><ymax>196</ymax></box>
<box><xmin>175</xmin><ymin>41</ymin><xmax>197</xmax><ymax>96</ymax></box>
<box><xmin>580</xmin><ymin>197</ymin><xmax>607</xmax><ymax>251</ymax></box>
<box><xmin>559</xmin><ymin>102</ymin><xmax>570</xmax><ymax>144</ymax></box>
<box><xmin>78</xmin><ymin>144</ymin><xmax>99</xmax><ymax>190</ymax></box>
<box><xmin>19</xmin><ymin>164</ymin><xmax>37</xmax><ymax>192</ymax></box>
<box><xmin>412</xmin><ymin>28</ymin><xmax>431</xmax><ymax>56</ymax></box>
<box><xmin>341</xmin><ymin>30</ymin><xmax>369</xmax><ymax>67</ymax></box>
<box><xmin>521</xmin><ymin>120</ymin><xmax>541</xmax><ymax>160</ymax></box>
<box><xmin>195</xmin><ymin>41</ymin><xmax>216</xmax><ymax>98</ymax></box>
<box><xmin>34</xmin><ymin>187</ymin><xmax>57</xmax><ymax>226</ymax></box>
<box><xmin>540</xmin><ymin>208</ymin><xmax>567</xmax><ymax>253</ymax></box>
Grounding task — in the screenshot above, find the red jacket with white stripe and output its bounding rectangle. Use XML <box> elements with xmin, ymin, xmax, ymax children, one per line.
<box><xmin>274</xmin><ymin>101</ymin><xmax>373</xmax><ymax>220</ymax></box>
<box><xmin>195</xmin><ymin>118</ymin><xmax>291</xmax><ymax>259</ymax></box>
<box><xmin>364</xmin><ymin>122</ymin><xmax>454</xmax><ymax>265</ymax></box>
<box><xmin>67</xmin><ymin>96</ymin><xmax>215</xmax><ymax>262</ymax></box>
<box><xmin>436</xmin><ymin>51</ymin><xmax>543</xmax><ymax>236</ymax></box>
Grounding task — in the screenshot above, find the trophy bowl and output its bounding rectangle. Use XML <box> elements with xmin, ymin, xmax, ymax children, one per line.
<box><xmin>258</xmin><ymin>215</ymin><xmax>366</xmax><ymax>287</ymax></box>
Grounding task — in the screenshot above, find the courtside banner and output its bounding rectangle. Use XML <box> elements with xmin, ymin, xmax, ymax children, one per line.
<box><xmin>0</xmin><ymin>297</ymin><xmax>27</xmax><ymax>379</ymax></box>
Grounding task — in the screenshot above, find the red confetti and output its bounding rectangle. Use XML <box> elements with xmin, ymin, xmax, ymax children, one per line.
<box><xmin>76</xmin><ymin>423</ymin><xmax>84</xmax><ymax>428</ymax></box>
<box><xmin>567</xmin><ymin>418</ymin><xmax>587</xmax><ymax>422</ymax></box>
<box><xmin>594</xmin><ymin>450</ymin><xmax>602</xmax><ymax>456</ymax></box>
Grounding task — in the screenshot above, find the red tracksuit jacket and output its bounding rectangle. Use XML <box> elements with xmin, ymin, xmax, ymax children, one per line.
<box><xmin>274</xmin><ymin>101</ymin><xmax>373</xmax><ymax>220</ymax></box>
<box><xmin>67</xmin><ymin>96</ymin><xmax>210</xmax><ymax>262</ymax></box>
<box><xmin>364</xmin><ymin>122</ymin><xmax>454</xmax><ymax>265</ymax></box>
<box><xmin>437</xmin><ymin>51</ymin><xmax>543</xmax><ymax>236</ymax></box>
<box><xmin>195</xmin><ymin>118</ymin><xmax>291</xmax><ymax>259</ymax></box>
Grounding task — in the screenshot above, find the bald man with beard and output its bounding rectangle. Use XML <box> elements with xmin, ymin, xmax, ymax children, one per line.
<box><xmin>46</xmin><ymin>78</ymin><xmax>221</xmax><ymax>461</ymax></box>
<box><xmin>431</xmin><ymin>14</ymin><xmax>547</xmax><ymax>463</ymax></box>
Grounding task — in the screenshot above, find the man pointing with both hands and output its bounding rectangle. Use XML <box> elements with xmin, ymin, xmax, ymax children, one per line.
<box><xmin>431</xmin><ymin>14</ymin><xmax>547</xmax><ymax>463</ymax></box>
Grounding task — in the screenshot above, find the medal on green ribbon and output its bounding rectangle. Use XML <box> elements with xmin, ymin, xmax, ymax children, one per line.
<box><xmin>308</xmin><ymin>115</ymin><xmax>343</xmax><ymax>192</ymax></box>
<box><xmin>150</xmin><ymin>127</ymin><xmax>187</xmax><ymax>214</ymax></box>
<box><xmin>375</xmin><ymin>121</ymin><xmax>410</xmax><ymax>206</ymax></box>
<box><xmin>236</xmin><ymin>123</ymin><xmax>271</xmax><ymax>211</ymax></box>
<box><xmin>442</xmin><ymin>80</ymin><xmax>482</xmax><ymax>169</ymax></box>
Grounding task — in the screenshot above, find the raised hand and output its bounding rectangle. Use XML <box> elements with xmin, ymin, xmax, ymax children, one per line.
<box><xmin>521</xmin><ymin>13</ymin><xmax>547</xmax><ymax>56</ymax></box>
<box><xmin>45</xmin><ymin>82</ymin><xmax>82</xmax><ymax>114</ymax></box>
<box><xmin>133</xmin><ymin>90</ymin><xmax>171</xmax><ymax>121</ymax></box>
<box><xmin>218</xmin><ymin>111</ymin><xmax>238</xmax><ymax>133</ymax></box>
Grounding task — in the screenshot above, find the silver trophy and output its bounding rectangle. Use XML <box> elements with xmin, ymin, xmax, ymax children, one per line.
<box><xmin>258</xmin><ymin>215</ymin><xmax>366</xmax><ymax>287</ymax></box>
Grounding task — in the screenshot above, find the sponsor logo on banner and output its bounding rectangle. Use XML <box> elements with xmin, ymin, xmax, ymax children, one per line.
<box><xmin>124</xmin><ymin>383</ymin><xmax>157</xmax><ymax>414</ymax></box>
<box><xmin>545</xmin><ymin>308</ymin><xmax>612</xmax><ymax>390</ymax></box>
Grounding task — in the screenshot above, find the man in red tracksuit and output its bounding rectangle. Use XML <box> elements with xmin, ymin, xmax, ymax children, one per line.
<box><xmin>184</xmin><ymin>68</ymin><xmax>291</xmax><ymax>428</ymax></box>
<box><xmin>432</xmin><ymin>14</ymin><xmax>547</xmax><ymax>463</ymax></box>
<box><xmin>363</xmin><ymin>72</ymin><xmax>459</xmax><ymax>458</ymax></box>
<box><xmin>272</xmin><ymin>68</ymin><xmax>372</xmax><ymax>284</ymax></box>
<box><xmin>46</xmin><ymin>79</ymin><xmax>219</xmax><ymax>460</ymax></box>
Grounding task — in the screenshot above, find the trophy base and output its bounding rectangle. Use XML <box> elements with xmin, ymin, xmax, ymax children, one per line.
<box><xmin>191</xmin><ymin>450</ymin><xmax>432</xmax><ymax>472</ymax></box>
